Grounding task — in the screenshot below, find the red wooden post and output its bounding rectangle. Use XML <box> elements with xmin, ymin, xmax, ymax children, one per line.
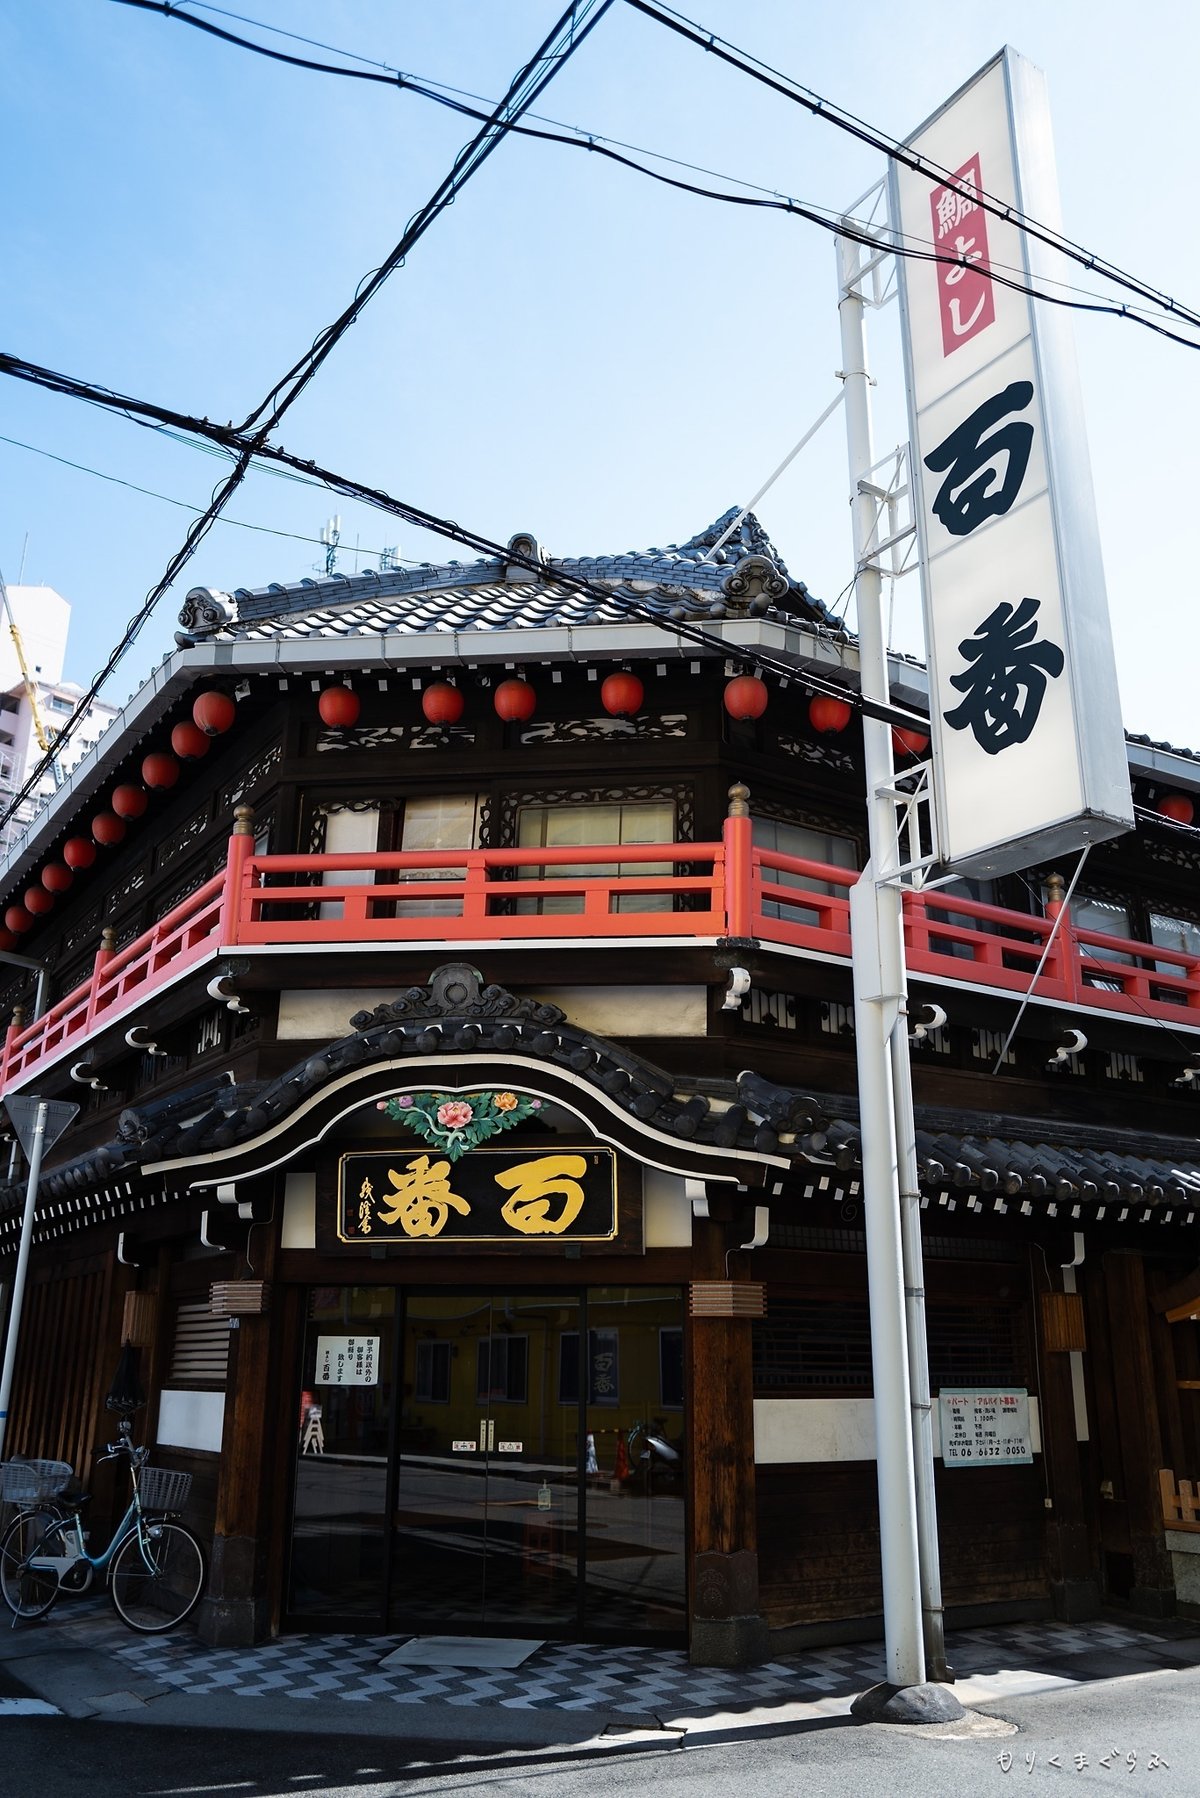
<box><xmin>723</xmin><ymin>783</ymin><xmax>754</xmax><ymax>939</ymax></box>
<box><xmin>220</xmin><ymin>805</ymin><xmax>256</xmax><ymax>947</ymax></box>
<box><xmin>0</xmin><ymin>1002</ymin><xmax>24</xmax><ymax>1091</ymax></box>
<box><xmin>1044</xmin><ymin>870</ymin><xmax>1080</xmax><ymax>1002</ymax></box>
<box><xmin>85</xmin><ymin>927</ymin><xmax>117</xmax><ymax>1032</ymax></box>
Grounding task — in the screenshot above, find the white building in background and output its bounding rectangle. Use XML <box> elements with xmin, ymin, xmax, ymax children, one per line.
<box><xmin>0</xmin><ymin>585</ymin><xmax>116</xmax><ymax>855</ymax></box>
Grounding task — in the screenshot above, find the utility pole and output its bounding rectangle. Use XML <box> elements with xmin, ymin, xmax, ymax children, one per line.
<box><xmin>0</xmin><ymin>1096</ymin><xmax>77</xmax><ymax>1459</ymax></box>
<box><xmin>837</xmin><ymin>224</ymin><xmax>961</xmax><ymax>1722</ymax></box>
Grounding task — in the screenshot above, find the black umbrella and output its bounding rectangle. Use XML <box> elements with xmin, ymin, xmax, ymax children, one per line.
<box><xmin>105</xmin><ymin>1342</ymin><xmax>146</xmax><ymax>1415</ymax></box>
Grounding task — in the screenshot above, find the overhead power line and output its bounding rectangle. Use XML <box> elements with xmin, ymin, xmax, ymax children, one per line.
<box><xmin>623</xmin><ymin>0</ymin><xmax>1200</xmax><ymax>341</ymax></box>
<box><xmin>0</xmin><ymin>347</ymin><xmax>926</xmax><ymax>735</ymax></box>
<box><xmin>0</xmin><ymin>429</ymin><xmax>414</xmax><ymax>561</ymax></box>
<box><xmin>113</xmin><ymin>0</ymin><xmax>1200</xmax><ymax>354</ymax></box>
<box><xmin>2</xmin><ymin>0</ymin><xmax>614</xmax><ymax>833</ymax></box>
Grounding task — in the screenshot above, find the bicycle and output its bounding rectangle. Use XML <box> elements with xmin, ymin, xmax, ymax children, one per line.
<box><xmin>0</xmin><ymin>1457</ymin><xmax>93</xmax><ymax>1598</ymax></box>
<box><xmin>0</xmin><ymin>1419</ymin><xmax>206</xmax><ymax>1632</ymax></box>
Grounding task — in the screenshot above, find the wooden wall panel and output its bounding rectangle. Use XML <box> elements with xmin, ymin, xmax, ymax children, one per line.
<box><xmin>7</xmin><ymin>1253</ymin><xmax>121</xmax><ymax>1482</ymax></box>
<box><xmin>756</xmin><ymin>1461</ymin><xmax>1048</xmax><ymax>1629</ymax></box>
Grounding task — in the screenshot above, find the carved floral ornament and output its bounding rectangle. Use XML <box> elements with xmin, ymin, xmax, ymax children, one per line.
<box><xmin>376</xmin><ymin>1088</ymin><xmax>542</xmax><ymax>1161</ymax></box>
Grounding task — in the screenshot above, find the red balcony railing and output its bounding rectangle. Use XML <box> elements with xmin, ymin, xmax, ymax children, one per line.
<box><xmin>2</xmin><ymin>803</ymin><xmax>1198</xmax><ymax>1097</ymax></box>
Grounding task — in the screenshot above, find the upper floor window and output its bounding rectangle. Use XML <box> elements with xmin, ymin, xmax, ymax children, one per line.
<box><xmin>752</xmin><ymin>817</ymin><xmax>859</xmax><ymax>922</ymax></box>
<box><xmin>516</xmin><ymin>799</ymin><xmax>675</xmax><ymax>914</ymax></box>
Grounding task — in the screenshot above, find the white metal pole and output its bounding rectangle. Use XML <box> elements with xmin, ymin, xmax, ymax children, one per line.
<box><xmin>889</xmin><ymin>1012</ymin><xmax>949</xmax><ymax>1679</ymax></box>
<box><xmin>838</xmin><ymin>230</ymin><xmax>925</xmax><ymax>1689</ymax></box>
<box><xmin>0</xmin><ymin>1100</ymin><xmax>48</xmax><ymax>1461</ymax></box>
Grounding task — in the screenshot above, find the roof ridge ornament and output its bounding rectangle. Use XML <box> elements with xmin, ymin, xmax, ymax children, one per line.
<box><xmin>349</xmin><ymin>962</ymin><xmax>566</xmax><ymax>1029</ymax></box>
<box><xmin>675</xmin><ymin>506</ymin><xmax>788</xmax><ymax>572</ymax></box>
<box><xmin>177</xmin><ymin>587</ymin><xmax>236</xmax><ymax>640</ymax></box>
<box><xmin>503</xmin><ymin>531</ymin><xmax>545</xmax><ymax>584</ymax></box>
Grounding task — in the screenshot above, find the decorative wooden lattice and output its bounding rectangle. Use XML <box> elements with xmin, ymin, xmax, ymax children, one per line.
<box><xmin>1040</xmin><ymin>1290</ymin><xmax>1087</xmax><ymax>1354</ymax></box>
<box><xmin>121</xmin><ymin>1290</ymin><xmax>157</xmax><ymax>1348</ymax></box>
<box><xmin>1160</xmin><ymin>1468</ymin><xmax>1200</xmax><ymax>1533</ymax></box>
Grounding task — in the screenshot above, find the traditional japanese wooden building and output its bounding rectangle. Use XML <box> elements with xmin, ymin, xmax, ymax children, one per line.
<box><xmin>2</xmin><ymin>508</ymin><xmax>1200</xmax><ymax>1661</ymax></box>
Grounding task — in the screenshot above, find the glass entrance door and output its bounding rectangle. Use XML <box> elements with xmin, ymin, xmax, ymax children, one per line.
<box><xmin>391</xmin><ymin>1292</ymin><xmax>581</xmax><ymax>1630</ymax></box>
<box><xmin>286</xmin><ymin>1284</ymin><xmax>687</xmax><ymax>1637</ymax></box>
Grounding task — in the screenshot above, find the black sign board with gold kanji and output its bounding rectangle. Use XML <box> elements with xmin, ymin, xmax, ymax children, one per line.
<box><xmin>334</xmin><ymin>1145</ymin><xmax>621</xmax><ymax>1250</ymax></box>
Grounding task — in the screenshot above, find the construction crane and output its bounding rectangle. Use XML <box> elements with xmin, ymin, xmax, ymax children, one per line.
<box><xmin>0</xmin><ymin>563</ymin><xmax>56</xmax><ymax>763</ymax></box>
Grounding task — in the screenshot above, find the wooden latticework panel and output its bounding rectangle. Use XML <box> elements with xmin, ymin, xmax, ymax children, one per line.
<box><xmin>6</xmin><ymin>1255</ymin><xmax>120</xmax><ymax>1475</ymax></box>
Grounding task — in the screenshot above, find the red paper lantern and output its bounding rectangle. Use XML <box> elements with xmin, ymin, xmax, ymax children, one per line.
<box><xmin>142</xmin><ymin>751</ymin><xmax>180</xmax><ymax>790</ymax></box>
<box><xmin>192</xmin><ymin>689</ymin><xmax>237</xmax><ymax>737</ymax></box>
<box><xmin>24</xmin><ymin>886</ymin><xmax>53</xmax><ymax>916</ymax></box>
<box><xmin>494</xmin><ymin>678</ymin><xmax>536</xmax><ymax>723</ymax></box>
<box><xmin>112</xmin><ymin>784</ymin><xmax>149</xmax><ymax>821</ymax></box>
<box><xmin>318</xmin><ymin>686</ymin><xmax>361</xmax><ymax>729</ymax></box>
<box><xmin>92</xmin><ymin>811</ymin><xmax>126</xmax><ymax>847</ymax></box>
<box><xmin>1158</xmin><ymin>792</ymin><xmax>1194</xmax><ymax>825</ymax></box>
<box><xmin>891</xmin><ymin>727</ymin><xmax>931</xmax><ymax>758</ymax></box>
<box><xmin>4</xmin><ymin>906</ymin><xmax>33</xmax><ymax>935</ymax></box>
<box><xmin>808</xmin><ymin>694</ymin><xmax>853</xmax><ymax>734</ymax></box>
<box><xmin>63</xmin><ymin>836</ymin><xmax>97</xmax><ymax>871</ymax></box>
<box><xmin>421</xmin><ymin>682</ymin><xmax>465</xmax><ymax>726</ymax></box>
<box><xmin>41</xmin><ymin>863</ymin><xmax>73</xmax><ymax>894</ymax></box>
<box><xmin>171</xmin><ymin>720</ymin><xmax>211</xmax><ymax>761</ymax></box>
<box><xmin>600</xmin><ymin>671</ymin><xmax>644</xmax><ymax>718</ymax></box>
<box><xmin>723</xmin><ymin>674</ymin><xmax>769</xmax><ymax>721</ymax></box>
<box><xmin>0</xmin><ymin>929</ymin><xmax>17</xmax><ymax>954</ymax></box>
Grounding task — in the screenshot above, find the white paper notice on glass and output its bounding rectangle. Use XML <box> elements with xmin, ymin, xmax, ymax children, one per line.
<box><xmin>939</xmin><ymin>1387</ymin><xmax>1033</xmax><ymax>1466</ymax></box>
<box><xmin>314</xmin><ymin>1334</ymin><xmax>380</xmax><ymax>1387</ymax></box>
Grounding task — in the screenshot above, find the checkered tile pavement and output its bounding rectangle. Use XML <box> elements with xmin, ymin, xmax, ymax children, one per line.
<box><xmin>92</xmin><ymin>1615</ymin><xmax>1177</xmax><ymax>1713</ymax></box>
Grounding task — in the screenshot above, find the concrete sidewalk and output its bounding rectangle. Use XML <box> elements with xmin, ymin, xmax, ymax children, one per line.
<box><xmin>2</xmin><ymin>1598</ymin><xmax>1199</xmax><ymax>1755</ymax></box>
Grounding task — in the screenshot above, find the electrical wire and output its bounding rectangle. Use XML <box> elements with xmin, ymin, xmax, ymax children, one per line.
<box><xmin>0</xmin><ymin>347</ymin><xmax>928</xmax><ymax>739</ymax></box>
<box><xmin>0</xmin><ymin>429</ymin><xmax>416</xmax><ymax>563</ymax></box>
<box><xmin>0</xmin><ymin>0</ymin><xmax>614</xmax><ymax>833</ymax></box>
<box><xmin>624</xmin><ymin>0</ymin><xmax>1200</xmax><ymax>338</ymax></box>
<box><xmin>114</xmin><ymin>0</ymin><xmax>1200</xmax><ymax>352</ymax></box>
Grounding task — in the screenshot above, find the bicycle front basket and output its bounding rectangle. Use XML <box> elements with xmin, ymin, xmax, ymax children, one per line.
<box><xmin>1</xmin><ymin>1459</ymin><xmax>73</xmax><ymax>1503</ymax></box>
<box><xmin>138</xmin><ymin>1466</ymin><xmax>193</xmax><ymax>1513</ymax></box>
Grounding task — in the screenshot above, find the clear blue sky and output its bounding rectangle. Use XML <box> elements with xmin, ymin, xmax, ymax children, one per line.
<box><xmin>3</xmin><ymin>2</ymin><xmax>1197</xmax><ymax>744</ymax></box>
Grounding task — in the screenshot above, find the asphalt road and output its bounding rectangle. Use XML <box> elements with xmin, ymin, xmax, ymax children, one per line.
<box><xmin>0</xmin><ymin>1664</ymin><xmax>1196</xmax><ymax>1796</ymax></box>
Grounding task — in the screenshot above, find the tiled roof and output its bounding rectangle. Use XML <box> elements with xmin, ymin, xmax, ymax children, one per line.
<box><xmin>5</xmin><ymin>968</ymin><xmax>1198</xmax><ymax>1231</ymax></box>
<box><xmin>176</xmin><ymin>508</ymin><xmax>843</xmax><ymax>645</ymax></box>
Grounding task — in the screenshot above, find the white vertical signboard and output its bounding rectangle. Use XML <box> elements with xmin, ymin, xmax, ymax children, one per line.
<box><xmin>890</xmin><ymin>49</ymin><xmax>1134</xmax><ymax>877</ymax></box>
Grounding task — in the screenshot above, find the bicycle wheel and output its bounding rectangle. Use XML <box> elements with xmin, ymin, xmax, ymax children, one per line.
<box><xmin>0</xmin><ymin>1509</ymin><xmax>63</xmax><ymax>1619</ymax></box>
<box><xmin>109</xmin><ymin>1518</ymin><xmax>205</xmax><ymax>1632</ymax></box>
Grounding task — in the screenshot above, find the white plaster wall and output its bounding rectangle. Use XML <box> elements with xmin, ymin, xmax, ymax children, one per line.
<box><xmin>157</xmin><ymin>1388</ymin><xmax>225</xmax><ymax>1454</ymax></box>
<box><xmin>277</xmin><ymin>990</ymin><xmax>403</xmax><ymax>1039</ymax></box>
<box><xmin>529</xmin><ymin>987</ymin><xmax>707</xmax><ymax>1038</ymax></box>
<box><xmin>753</xmin><ymin>1397</ymin><xmax>1042</xmax><ymax>1464</ymax></box>
<box><xmin>277</xmin><ymin>984</ymin><xmax>708</xmax><ymax>1042</ymax></box>
<box><xmin>643</xmin><ymin>1167</ymin><xmax>693</xmax><ymax>1248</ymax></box>
<box><xmin>281</xmin><ymin>1170</ymin><xmax>317</xmax><ymax>1249</ymax></box>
